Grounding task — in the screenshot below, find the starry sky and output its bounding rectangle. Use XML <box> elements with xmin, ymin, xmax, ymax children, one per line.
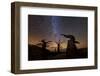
<box><xmin>28</xmin><ymin>15</ymin><xmax>88</xmax><ymax>51</ymax></box>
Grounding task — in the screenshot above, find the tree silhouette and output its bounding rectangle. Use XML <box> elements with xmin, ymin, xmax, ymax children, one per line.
<box><xmin>36</xmin><ymin>39</ymin><xmax>52</xmax><ymax>59</ymax></box>
<box><xmin>61</xmin><ymin>34</ymin><xmax>80</xmax><ymax>56</ymax></box>
<box><xmin>55</xmin><ymin>40</ymin><xmax>63</xmax><ymax>53</ymax></box>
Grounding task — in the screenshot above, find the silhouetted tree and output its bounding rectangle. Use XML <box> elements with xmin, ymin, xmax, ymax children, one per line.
<box><xmin>55</xmin><ymin>40</ymin><xmax>62</xmax><ymax>53</ymax></box>
<box><xmin>61</xmin><ymin>34</ymin><xmax>80</xmax><ymax>57</ymax></box>
<box><xmin>37</xmin><ymin>39</ymin><xmax>52</xmax><ymax>59</ymax></box>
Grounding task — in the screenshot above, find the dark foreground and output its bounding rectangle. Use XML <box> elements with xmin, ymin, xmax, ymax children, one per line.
<box><xmin>28</xmin><ymin>44</ymin><xmax>88</xmax><ymax>61</ymax></box>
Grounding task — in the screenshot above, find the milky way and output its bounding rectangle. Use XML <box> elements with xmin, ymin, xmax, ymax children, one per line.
<box><xmin>51</xmin><ymin>16</ymin><xmax>61</xmax><ymax>42</ymax></box>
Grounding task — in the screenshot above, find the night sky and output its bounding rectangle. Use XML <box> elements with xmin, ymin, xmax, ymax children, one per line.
<box><xmin>28</xmin><ymin>15</ymin><xmax>88</xmax><ymax>51</ymax></box>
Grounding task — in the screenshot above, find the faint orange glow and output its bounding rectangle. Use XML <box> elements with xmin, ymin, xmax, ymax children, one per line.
<box><xmin>28</xmin><ymin>36</ymin><xmax>87</xmax><ymax>52</ymax></box>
